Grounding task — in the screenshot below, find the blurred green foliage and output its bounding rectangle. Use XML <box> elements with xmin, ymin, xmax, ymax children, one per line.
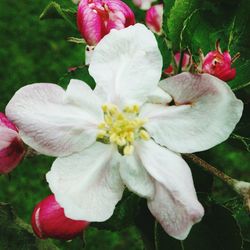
<box><xmin>0</xmin><ymin>0</ymin><xmax>249</xmax><ymax>249</ymax></box>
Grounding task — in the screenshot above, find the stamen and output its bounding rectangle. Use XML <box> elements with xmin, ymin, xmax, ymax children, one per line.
<box><xmin>124</xmin><ymin>145</ymin><xmax>134</xmax><ymax>155</ymax></box>
<box><xmin>97</xmin><ymin>104</ymin><xmax>150</xmax><ymax>155</ymax></box>
<box><xmin>139</xmin><ymin>130</ymin><xmax>150</xmax><ymax>140</ymax></box>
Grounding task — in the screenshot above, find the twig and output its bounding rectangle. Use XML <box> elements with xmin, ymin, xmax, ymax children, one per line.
<box><xmin>184</xmin><ymin>153</ymin><xmax>250</xmax><ymax>212</ymax></box>
<box><xmin>183</xmin><ymin>153</ymin><xmax>236</xmax><ymax>186</ymax></box>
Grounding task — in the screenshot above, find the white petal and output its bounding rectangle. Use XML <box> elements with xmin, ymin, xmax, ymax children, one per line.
<box><xmin>65</xmin><ymin>79</ymin><xmax>102</xmax><ymax>119</ymax></box>
<box><xmin>46</xmin><ymin>142</ymin><xmax>124</xmax><ymax>221</ymax></box>
<box><xmin>119</xmin><ymin>153</ymin><xmax>154</xmax><ymax>198</ymax></box>
<box><xmin>141</xmin><ymin>73</ymin><xmax>243</xmax><ymax>153</ymax></box>
<box><xmin>137</xmin><ymin>140</ymin><xmax>204</xmax><ymax>240</ymax></box>
<box><xmin>89</xmin><ymin>24</ymin><xmax>162</xmax><ymax>106</ymax></box>
<box><xmin>147</xmin><ymin>86</ymin><xmax>172</xmax><ymax>104</ymax></box>
<box><xmin>6</xmin><ymin>83</ymin><xmax>100</xmax><ymax>157</ymax></box>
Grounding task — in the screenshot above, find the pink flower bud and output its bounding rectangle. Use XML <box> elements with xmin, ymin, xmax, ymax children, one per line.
<box><xmin>132</xmin><ymin>0</ymin><xmax>156</xmax><ymax>10</ymax></box>
<box><xmin>77</xmin><ymin>0</ymin><xmax>135</xmax><ymax>46</ymax></box>
<box><xmin>145</xmin><ymin>4</ymin><xmax>163</xmax><ymax>34</ymax></box>
<box><xmin>202</xmin><ymin>41</ymin><xmax>238</xmax><ymax>82</ymax></box>
<box><xmin>164</xmin><ymin>52</ymin><xmax>191</xmax><ymax>75</ymax></box>
<box><xmin>31</xmin><ymin>195</ymin><xmax>89</xmax><ymax>240</ymax></box>
<box><xmin>0</xmin><ymin>113</ymin><xmax>25</xmax><ymax>174</ymax></box>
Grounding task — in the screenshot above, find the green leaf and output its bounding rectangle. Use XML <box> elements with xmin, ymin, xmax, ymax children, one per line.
<box><xmin>67</xmin><ymin>37</ymin><xmax>86</xmax><ymax>44</ymax></box>
<box><xmin>135</xmin><ymin>200</ymin><xmax>156</xmax><ymax>250</ymax></box>
<box><xmin>230</xmin><ymin>134</ymin><xmax>250</xmax><ymax>152</ymax></box>
<box><xmin>224</xmin><ymin>198</ymin><xmax>250</xmax><ymax>242</ymax></box>
<box><xmin>182</xmin><ymin>202</ymin><xmax>243</xmax><ymax>250</ymax></box>
<box><xmin>156</xmin><ymin>35</ymin><xmax>171</xmax><ymax>71</ymax></box>
<box><xmin>40</xmin><ymin>2</ymin><xmax>77</xmax><ymax>29</ymax></box>
<box><xmin>58</xmin><ymin>66</ymin><xmax>96</xmax><ymax>90</ymax></box>
<box><xmin>230</xmin><ymin>60</ymin><xmax>250</xmax><ymax>91</ymax></box>
<box><xmin>166</xmin><ymin>0</ymin><xmax>202</xmax><ymax>51</ymax></box>
<box><xmin>0</xmin><ymin>203</ymin><xmax>58</xmax><ymax>250</ymax></box>
<box><xmin>243</xmin><ymin>240</ymin><xmax>250</xmax><ymax>250</ymax></box>
<box><xmin>92</xmin><ymin>192</ymin><xmax>141</xmax><ymax>231</ymax></box>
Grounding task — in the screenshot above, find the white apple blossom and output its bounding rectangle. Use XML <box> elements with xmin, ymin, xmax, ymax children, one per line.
<box><xmin>6</xmin><ymin>24</ymin><xmax>243</xmax><ymax>240</ymax></box>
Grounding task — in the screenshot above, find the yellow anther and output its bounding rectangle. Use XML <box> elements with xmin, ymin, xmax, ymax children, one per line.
<box><xmin>104</xmin><ymin>115</ymin><xmax>113</xmax><ymax>125</ymax></box>
<box><xmin>109</xmin><ymin>105</ymin><xmax>118</xmax><ymax>115</ymax></box>
<box><xmin>98</xmin><ymin>122</ymin><xmax>106</xmax><ymax>129</ymax></box>
<box><xmin>97</xmin><ymin>103</ymin><xmax>150</xmax><ymax>154</ymax></box>
<box><xmin>123</xmin><ymin>145</ymin><xmax>134</xmax><ymax>155</ymax></box>
<box><xmin>126</xmin><ymin>132</ymin><xmax>134</xmax><ymax>142</ymax></box>
<box><xmin>139</xmin><ymin>130</ymin><xmax>150</xmax><ymax>140</ymax></box>
<box><xmin>117</xmin><ymin>137</ymin><xmax>126</xmax><ymax>146</ymax></box>
<box><xmin>97</xmin><ymin>130</ymin><xmax>107</xmax><ymax>139</ymax></box>
<box><xmin>132</xmin><ymin>104</ymin><xmax>139</xmax><ymax>113</ymax></box>
<box><xmin>102</xmin><ymin>104</ymin><xmax>109</xmax><ymax>112</ymax></box>
<box><xmin>117</xmin><ymin>113</ymin><xmax>125</xmax><ymax>120</ymax></box>
<box><xmin>110</xmin><ymin>133</ymin><xmax>118</xmax><ymax>143</ymax></box>
<box><xmin>123</xmin><ymin>106</ymin><xmax>131</xmax><ymax>113</ymax></box>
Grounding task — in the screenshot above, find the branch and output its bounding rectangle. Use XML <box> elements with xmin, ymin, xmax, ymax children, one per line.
<box><xmin>184</xmin><ymin>153</ymin><xmax>250</xmax><ymax>212</ymax></box>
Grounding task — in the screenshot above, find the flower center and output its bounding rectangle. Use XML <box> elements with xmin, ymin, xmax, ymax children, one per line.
<box><xmin>97</xmin><ymin>104</ymin><xmax>150</xmax><ymax>155</ymax></box>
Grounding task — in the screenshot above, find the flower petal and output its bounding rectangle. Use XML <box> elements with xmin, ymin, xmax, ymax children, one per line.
<box><xmin>137</xmin><ymin>140</ymin><xmax>204</xmax><ymax>240</ymax></box>
<box><xmin>46</xmin><ymin>142</ymin><xmax>124</xmax><ymax>221</ymax></box>
<box><xmin>6</xmin><ymin>83</ymin><xmax>100</xmax><ymax>157</ymax></box>
<box><xmin>0</xmin><ymin>127</ymin><xmax>25</xmax><ymax>174</ymax></box>
<box><xmin>0</xmin><ymin>127</ymin><xmax>18</xmax><ymax>150</ymax></box>
<box><xmin>65</xmin><ymin>79</ymin><xmax>102</xmax><ymax>119</ymax></box>
<box><xmin>146</xmin><ymin>86</ymin><xmax>172</xmax><ymax>104</ymax></box>
<box><xmin>119</xmin><ymin>153</ymin><xmax>154</xmax><ymax>198</ymax></box>
<box><xmin>141</xmin><ymin>73</ymin><xmax>243</xmax><ymax>153</ymax></box>
<box><xmin>89</xmin><ymin>24</ymin><xmax>162</xmax><ymax>106</ymax></box>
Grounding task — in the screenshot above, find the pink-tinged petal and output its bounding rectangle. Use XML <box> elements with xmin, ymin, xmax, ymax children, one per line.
<box><xmin>164</xmin><ymin>52</ymin><xmax>191</xmax><ymax>76</ymax></box>
<box><xmin>0</xmin><ymin>127</ymin><xmax>25</xmax><ymax>174</ymax></box>
<box><xmin>6</xmin><ymin>83</ymin><xmax>100</xmax><ymax>157</ymax></box>
<box><xmin>77</xmin><ymin>1</ymin><xmax>103</xmax><ymax>46</ymax></box>
<box><xmin>145</xmin><ymin>4</ymin><xmax>163</xmax><ymax>34</ymax></box>
<box><xmin>119</xmin><ymin>153</ymin><xmax>154</xmax><ymax>198</ymax></box>
<box><xmin>31</xmin><ymin>194</ymin><xmax>89</xmax><ymax>240</ymax></box>
<box><xmin>132</xmin><ymin>0</ymin><xmax>156</xmax><ymax>10</ymax></box>
<box><xmin>0</xmin><ymin>112</ymin><xmax>17</xmax><ymax>131</ymax></box>
<box><xmin>174</xmin><ymin>52</ymin><xmax>191</xmax><ymax>68</ymax></box>
<box><xmin>137</xmin><ymin>140</ymin><xmax>204</xmax><ymax>240</ymax></box>
<box><xmin>107</xmin><ymin>0</ymin><xmax>135</xmax><ymax>28</ymax></box>
<box><xmin>46</xmin><ymin>142</ymin><xmax>124</xmax><ymax>221</ymax></box>
<box><xmin>89</xmin><ymin>24</ymin><xmax>162</xmax><ymax>106</ymax></box>
<box><xmin>140</xmin><ymin>73</ymin><xmax>243</xmax><ymax>153</ymax></box>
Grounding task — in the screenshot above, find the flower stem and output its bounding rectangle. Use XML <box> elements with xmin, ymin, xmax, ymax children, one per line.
<box><xmin>183</xmin><ymin>153</ymin><xmax>235</xmax><ymax>186</ymax></box>
<box><xmin>184</xmin><ymin>153</ymin><xmax>250</xmax><ymax>212</ymax></box>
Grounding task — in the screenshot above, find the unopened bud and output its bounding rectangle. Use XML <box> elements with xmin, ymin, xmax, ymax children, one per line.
<box><xmin>0</xmin><ymin>113</ymin><xmax>25</xmax><ymax>174</ymax></box>
<box><xmin>31</xmin><ymin>194</ymin><xmax>89</xmax><ymax>240</ymax></box>
<box><xmin>77</xmin><ymin>0</ymin><xmax>135</xmax><ymax>46</ymax></box>
<box><xmin>201</xmin><ymin>40</ymin><xmax>238</xmax><ymax>82</ymax></box>
<box><xmin>164</xmin><ymin>52</ymin><xmax>191</xmax><ymax>75</ymax></box>
<box><xmin>145</xmin><ymin>4</ymin><xmax>163</xmax><ymax>35</ymax></box>
<box><xmin>132</xmin><ymin>0</ymin><xmax>156</xmax><ymax>10</ymax></box>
